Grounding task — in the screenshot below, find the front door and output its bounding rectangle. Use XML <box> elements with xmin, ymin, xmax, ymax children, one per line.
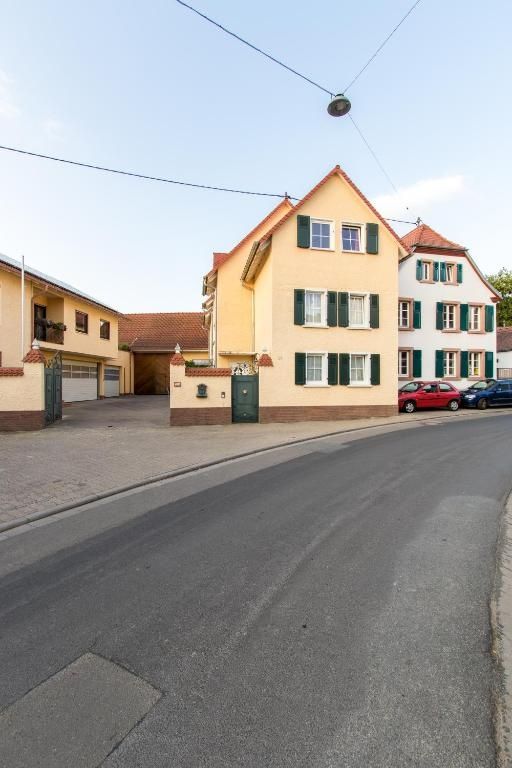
<box><xmin>232</xmin><ymin>375</ymin><xmax>259</xmax><ymax>423</ymax></box>
<box><xmin>44</xmin><ymin>354</ymin><xmax>63</xmax><ymax>424</ymax></box>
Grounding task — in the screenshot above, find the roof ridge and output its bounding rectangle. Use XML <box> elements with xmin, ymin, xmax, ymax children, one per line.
<box><xmin>402</xmin><ymin>222</ymin><xmax>465</xmax><ymax>250</ymax></box>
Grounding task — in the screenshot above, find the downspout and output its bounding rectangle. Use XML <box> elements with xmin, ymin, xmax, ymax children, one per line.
<box><xmin>242</xmin><ymin>282</ymin><xmax>255</xmax><ymax>361</ymax></box>
<box><xmin>20</xmin><ymin>255</ymin><xmax>25</xmax><ymax>362</ymax></box>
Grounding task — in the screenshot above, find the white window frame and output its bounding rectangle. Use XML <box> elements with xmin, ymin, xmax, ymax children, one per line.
<box><xmin>349</xmin><ymin>352</ymin><xmax>371</xmax><ymax>387</ymax></box>
<box><xmin>443</xmin><ymin>350</ymin><xmax>457</xmax><ymax>377</ymax></box>
<box><xmin>443</xmin><ymin>303</ymin><xmax>456</xmax><ymax>330</ymax></box>
<box><xmin>304</xmin><ymin>289</ymin><xmax>327</xmax><ymax>327</ymax></box>
<box><xmin>422</xmin><ymin>262</ymin><xmax>431</xmax><ymax>280</ymax></box>
<box><xmin>398</xmin><ymin>349</ymin><xmax>410</xmax><ymax>377</ymax></box>
<box><xmin>341</xmin><ymin>222</ymin><xmax>364</xmax><ymax>253</ymax></box>
<box><xmin>310</xmin><ymin>219</ymin><xmax>334</xmax><ymax>251</ymax></box>
<box><xmin>445</xmin><ymin>263</ymin><xmax>455</xmax><ymax>283</ymax></box>
<box><xmin>304</xmin><ymin>351</ymin><xmax>328</xmax><ymax>387</ymax></box>
<box><xmin>468</xmin><ymin>351</ymin><xmax>481</xmax><ymax>377</ymax></box>
<box><xmin>348</xmin><ymin>292</ymin><xmax>370</xmax><ymax>329</ymax></box>
<box><xmin>398</xmin><ymin>300</ymin><xmax>411</xmax><ymax>329</ymax></box>
<box><xmin>469</xmin><ymin>305</ymin><xmax>481</xmax><ymax>331</ymax></box>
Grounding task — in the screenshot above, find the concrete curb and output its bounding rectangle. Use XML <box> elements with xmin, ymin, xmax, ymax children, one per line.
<box><xmin>0</xmin><ymin>409</ymin><xmax>485</xmax><ymax>535</ymax></box>
<box><xmin>492</xmin><ymin>490</ymin><xmax>512</xmax><ymax>768</ymax></box>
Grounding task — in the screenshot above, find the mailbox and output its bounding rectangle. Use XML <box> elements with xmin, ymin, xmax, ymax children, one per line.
<box><xmin>196</xmin><ymin>383</ymin><xmax>207</xmax><ymax>398</ymax></box>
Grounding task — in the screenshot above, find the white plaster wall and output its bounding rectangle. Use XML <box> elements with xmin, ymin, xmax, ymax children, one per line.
<box><xmin>498</xmin><ymin>350</ymin><xmax>512</xmax><ymax>369</ymax></box>
<box><xmin>398</xmin><ymin>253</ymin><xmax>497</xmax><ymax>386</ymax></box>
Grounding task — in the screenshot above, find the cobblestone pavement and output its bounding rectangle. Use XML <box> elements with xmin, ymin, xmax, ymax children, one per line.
<box><xmin>0</xmin><ymin>396</ymin><xmax>486</xmax><ymax>526</ymax></box>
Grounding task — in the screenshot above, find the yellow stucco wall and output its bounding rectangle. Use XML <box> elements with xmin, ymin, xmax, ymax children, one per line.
<box><xmin>214</xmin><ymin>200</ymin><xmax>292</xmax><ymax>365</ymax></box>
<box><xmin>0</xmin><ymin>264</ymin><xmax>119</xmax><ymax>367</ymax></box>
<box><xmin>0</xmin><ymin>363</ymin><xmax>44</xmax><ymax>411</ymax></box>
<box><xmin>264</xmin><ymin>173</ymin><xmax>399</xmax><ymax>407</ymax></box>
<box><xmin>169</xmin><ymin>364</ymin><xmax>231</xmax><ymax>410</ymax></box>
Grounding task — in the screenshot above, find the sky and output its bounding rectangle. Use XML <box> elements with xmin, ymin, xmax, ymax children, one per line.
<box><xmin>0</xmin><ymin>0</ymin><xmax>510</xmax><ymax>313</ymax></box>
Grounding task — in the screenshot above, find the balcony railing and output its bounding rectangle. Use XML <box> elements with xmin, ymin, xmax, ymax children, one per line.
<box><xmin>34</xmin><ymin>320</ymin><xmax>65</xmax><ymax>345</ymax></box>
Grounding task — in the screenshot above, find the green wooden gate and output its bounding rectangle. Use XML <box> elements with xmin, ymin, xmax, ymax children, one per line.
<box><xmin>45</xmin><ymin>354</ymin><xmax>62</xmax><ymax>425</ymax></box>
<box><xmin>231</xmin><ymin>375</ymin><xmax>259</xmax><ymax>423</ymax></box>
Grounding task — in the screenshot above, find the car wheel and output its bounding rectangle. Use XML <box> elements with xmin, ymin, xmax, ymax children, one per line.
<box><xmin>448</xmin><ymin>399</ymin><xmax>459</xmax><ymax>411</ymax></box>
<box><xmin>477</xmin><ymin>399</ymin><xmax>488</xmax><ymax>410</ymax></box>
<box><xmin>404</xmin><ymin>400</ymin><xmax>416</xmax><ymax>414</ymax></box>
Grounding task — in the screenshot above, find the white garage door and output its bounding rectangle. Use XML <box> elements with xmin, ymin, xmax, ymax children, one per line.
<box><xmin>104</xmin><ymin>367</ymin><xmax>120</xmax><ymax>398</ymax></box>
<box><xmin>62</xmin><ymin>362</ymin><xmax>98</xmax><ymax>402</ymax></box>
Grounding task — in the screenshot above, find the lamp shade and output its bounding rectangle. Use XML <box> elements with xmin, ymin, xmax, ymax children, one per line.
<box><xmin>327</xmin><ymin>94</ymin><xmax>351</xmax><ymax>117</ymax></box>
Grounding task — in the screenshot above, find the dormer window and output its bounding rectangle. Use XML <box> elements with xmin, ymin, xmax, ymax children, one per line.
<box><xmin>342</xmin><ymin>224</ymin><xmax>362</xmax><ymax>252</ymax></box>
<box><xmin>311</xmin><ymin>219</ymin><xmax>333</xmax><ymax>250</ymax></box>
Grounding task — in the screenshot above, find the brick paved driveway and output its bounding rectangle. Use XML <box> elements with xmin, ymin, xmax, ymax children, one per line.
<box><xmin>0</xmin><ymin>396</ymin><xmax>486</xmax><ymax>526</ymax></box>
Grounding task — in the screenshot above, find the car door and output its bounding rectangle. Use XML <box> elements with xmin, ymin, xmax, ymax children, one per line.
<box><xmin>492</xmin><ymin>381</ymin><xmax>511</xmax><ymax>406</ymax></box>
<box><xmin>418</xmin><ymin>384</ymin><xmax>439</xmax><ymax>408</ymax></box>
<box><xmin>438</xmin><ymin>382</ymin><xmax>456</xmax><ymax>406</ymax></box>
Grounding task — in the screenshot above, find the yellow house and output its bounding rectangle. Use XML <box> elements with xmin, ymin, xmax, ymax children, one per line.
<box><xmin>189</xmin><ymin>165</ymin><xmax>408</xmax><ymax>424</ymax></box>
<box><xmin>0</xmin><ymin>253</ymin><xmax>125</xmax><ymax>403</ymax></box>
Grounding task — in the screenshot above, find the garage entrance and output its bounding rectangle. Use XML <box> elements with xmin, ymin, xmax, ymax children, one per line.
<box><xmin>104</xmin><ymin>366</ymin><xmax>120</xmax><ymax>397</ymax></box>
<box><xmin>62</xmin><ymin>361</ymin><xmax>98</xmax><ymax>403</ymax></box>
<box><xmin>134</xmin><ymin>353</ymin><xmax>169</xmax><ymax>395</ymax></box>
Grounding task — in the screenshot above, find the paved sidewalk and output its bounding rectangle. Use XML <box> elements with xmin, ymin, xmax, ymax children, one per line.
<box><xmin>0</xmin><ymin>396</ymin><xmax>484</xmax><ymax>526</ymax></box>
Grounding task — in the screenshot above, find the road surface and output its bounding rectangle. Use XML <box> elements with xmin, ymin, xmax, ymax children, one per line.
<box><xmin>1</xmin><ymin>414</ymin><xmax>511</xmax><ymax>767</ymax></box>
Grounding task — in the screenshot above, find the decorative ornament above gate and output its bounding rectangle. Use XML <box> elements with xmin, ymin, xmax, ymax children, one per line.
<box><xmin>45</xmin><ymin>351</ymin><xmax>62</xmax><ymax>369</ymax></box>
<box><xmin>231</xmin><ymin>362</ymin><xmax>257</xmax><ymax>376</ymax></box>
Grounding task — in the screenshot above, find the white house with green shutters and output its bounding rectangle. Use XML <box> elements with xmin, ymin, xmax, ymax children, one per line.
<box><xmin>398</xmin><ymin>223</ymin><xmax>501</xmax><ymax>387</ymax></box>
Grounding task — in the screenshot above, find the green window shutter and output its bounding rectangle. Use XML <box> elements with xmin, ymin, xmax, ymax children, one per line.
<box><xmin>413</xmin><ymin>300</ymin><xmax>422</xmax><ymax>329</ymax></box>
<box><xmin>294</xmin><ymin>289</ymin><xmax>305</xmax><ymax>325</ymax></box>
<box><xmin>297</xmin><ymin>215</ymin><xmax>310</xmax><ymax>248</ymax></box>
<box><xmin>412</xmin><ymin>349</ymin><xmax>422</xmax><ymax>378</ymax></box>
<box><xmin>370</xmin><ymin>354</ymin><xmax>380</xmax><ymax>385</ymax></box>
<box><xmin>433</xmin><ymin>261</ymin><xmax>440</xmax><ymax>281</ymax></box>
<box><xmin>435</xmin><ymin>350</ymin><xmax>444</xmax><ymax>378</ymax></box>
<box><xmin>440</xmin><ymin>262</ymin><xmax>446</xmax><ymax>282</ymax></box>
<box><xmin>338</xmin><ymin>292</ymin><xmax>349</xmax><ymax>327</ymax></box>
<box><xmin>485</xmin><ymin>305</ymin><xmax>494</xmax><ymax>332</ymax></box>
<box><xmin>416</xmin><ymin>259</ymin><xmax>422</xmax><ymax>280</ymax></box>
<box><xmin>327</xmin><ymin>291</ymin><xmax>337</xmax><ymax>327</ymax></box>
<box><xmin>436</xmin><ymin>302</ymin><xmax>444</xmax><ymax>330</ymax></box>
<box><xmin>485</xmin><ymin>351</ymin><xmax>494</xmax><ymax>377</ymax></box>
<box><xmin>366</xmin><ymin>223</ymin><xmax>379</xmax><ymax>254</ymax></box>
<box><xmin>328</xmin><ymin>353</ymin><xmax>338</xmax><ymax>385</ymax></box>
<box><xmin>460</xmin><ymin>303</ymin><xmax>469</xmax><ymax>331</ymax></box>
<box><xmin>457</xmin><ymin>263</ymin><xmax>463</xmax><ymax>283</ymax></box>
<box><xmin>460</xmin><ymin>351</ymin><xmax>469</xmax><ymax>378</ymax></box>
<box><xmin>369</xmin><ymin>294</ymin><xmax>379</xmax><ymax>328</ymax></box>
<box><xmin>295</xmin><ymin>353</ymin><xmax>306</xmax><ymax>385</ymax></box>
<box><xmin>339</xmin><ymin>353</ymin><xmax>350</xmax><ymax>385</ymax></box>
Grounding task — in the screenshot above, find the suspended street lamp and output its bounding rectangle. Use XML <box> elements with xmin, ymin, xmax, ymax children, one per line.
<box><xmin>327</xmin><ymin>93</ymin><xmax>351</xmax><ymax>117</ymax></box>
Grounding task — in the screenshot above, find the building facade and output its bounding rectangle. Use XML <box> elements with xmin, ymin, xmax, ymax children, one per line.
<box><xmin>178</xmin><ymin>165</ymin><xmax>408</xmax><ymax>425</ymax></box>
<box><xmin>497</xmin><ymin>327</ymin><xmax>512</xmax><ymax>377</ymax></box>
<box><xmin>0</xmin><ymin>253</ymin><xmax>125</xmax><ymax>402</ymax></box>
<box><xmin>398</xmin><ymin>225</ymin><xmax>500</xmax><ymax>387</ymax></box>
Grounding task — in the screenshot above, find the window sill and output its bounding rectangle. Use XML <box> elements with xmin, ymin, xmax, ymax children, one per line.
<box><xmin>348</xmin><ymin>325</ymin><xmax>371</xmax><ymax>330</ymax></box>
<box><xmin>75</xmin><ymin>329</ymin><xmax>88</xmax><ymax>334</ymax></box>
<box><xmin>304</xmin><ymin>323</ymin><xmax>328</xmax><ymax>329</ymax></box>
<box><xmin>441</xmin><ymin>329</ymin><xmax>460</xmax><ymax>333</ymax></box>
<box><xmin>304</xmin><ymin>383</ymin><xmax>330</xmax><ymax>388</ymax></box>
<box><xmin>342</xmin><ymin>249</ymin><xmax>364</xmax><ymax>254</ymax></box>
<box><xmin>310</xmin><ymin>247</ymin><xmax>334</xmax><ymax>252</ymax></box>
<box><xmin>348</xmin><ymin>383</ymin><xmax>372</xmax><ymax>387</ymax></box>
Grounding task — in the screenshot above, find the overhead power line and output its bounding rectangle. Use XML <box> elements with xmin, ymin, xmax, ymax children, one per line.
<box><xmin>0</xmin><ymin>144</ymin><xmax>297</xmax><ymax>200</ymax></box>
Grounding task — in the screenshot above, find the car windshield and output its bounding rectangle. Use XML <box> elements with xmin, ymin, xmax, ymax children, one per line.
<box><xmin>470</xmin><ymin>380</ymin><xmax>496</xmax><ymax>390</ymax></box>
<box><xmin>399</xmin><ymin>382</ymin><xmax>421</xmax><ymax>393</ymax></box>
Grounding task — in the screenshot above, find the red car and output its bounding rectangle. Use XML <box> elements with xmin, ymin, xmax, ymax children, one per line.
<box><xmin>398</xmin><ymin>381</ymin><xmax>461</xmax><ymax>413</ymax></box>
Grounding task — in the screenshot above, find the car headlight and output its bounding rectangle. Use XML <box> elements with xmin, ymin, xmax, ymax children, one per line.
<box><xmin>464</xmin><ymin>394</ymin><xmax>476</xmax><ymax>399</ymax></box>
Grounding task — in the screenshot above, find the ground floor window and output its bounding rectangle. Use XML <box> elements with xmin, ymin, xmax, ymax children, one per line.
<box><xmin>306</xmin><ymin>352</ymin><xmax>327</xmax><ymax>385</ymax></box>
<box><xmin>443</xmin><ymin>351</ymin><xmax>457</xmax><ymax>377</ymax></box>
<box><xmin>468</xmin><ymin>351</ymin><xmax>481</xmax><ymax>377</ymax></box>
<box><xmin>398</xmin><ymin>349</ymin><xmax>410</xmax><ymax>377</ymax></box>
<box><xmin>350</xmin><ymin>353</ymin><xmax>369</xmax><ymax>385</ymax></box>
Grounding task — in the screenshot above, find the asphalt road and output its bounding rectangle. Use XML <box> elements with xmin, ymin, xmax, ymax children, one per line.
<box><xmin>1</xmin><ymin>414</ymin><xmax>511</xmax><ymax>767</ymax></box>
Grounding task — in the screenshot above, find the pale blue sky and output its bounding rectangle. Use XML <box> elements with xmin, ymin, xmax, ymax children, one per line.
<box><xmin>0</xmin><ymin>0</ymin><xmax>510</xmax><ymax>312</ymax></box>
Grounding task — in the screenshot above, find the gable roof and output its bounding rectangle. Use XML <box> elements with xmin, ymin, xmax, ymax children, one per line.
<box><xmin>401</xmin><ymin>223</ymin><xmax>465</xmax><ymax>251</ymax></box>
<box><xmin>259</xmin><ymin>165</ymin><xmax>406</xmax><ymax>249</ymax></box>
<box><xmin>498</xmin><ymin>327</ymin><xmax>512</xmax><ymax>353</ymax></box>
<box><xmin>119</xmin><ymin>312</ymin><xmax>208</xmax><ymax>352</ymax></box>
<box><xmin>0</xmin><ymin>252</ymin><xmax>120</xmax><ymax>315</ymax></box>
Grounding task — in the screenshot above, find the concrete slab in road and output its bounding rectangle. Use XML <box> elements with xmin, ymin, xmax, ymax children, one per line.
<box><xmin>0</xmin><ymin>652</ymin><xmax>161</xmax><ymax>768</ymax></box>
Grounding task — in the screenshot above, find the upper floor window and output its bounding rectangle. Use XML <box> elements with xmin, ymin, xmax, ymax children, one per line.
<box><xmin>305</xmin><ymin>352</ymin><xmax>327</xmax><ymax>386</ymax></box>
<box><xmin>305</xmin><ymin>290</ymin><xmax>325</xmax><ymax>326</ymax></box>
<box><xmin>75</xmin><ymin>310</ymin><xmax>88</xmax><ymax>334</ymax></box>
<box><xmin>311</xmin><ymin>219</ymin><xmax>333</xmax><ymax>250</ymax></box>
<box><xmin>422</xmin><ymin>261</ymin><xmax>431</xmax><ymax>281</ymax></box>
<box><xmin>445</xmin><ymin>263</ymin><xmax>455</xmax><ymax>283</ymax></box>
<box><xmin>468</xmin><ymin>351</ymin><xmax>481</xmax><ymax>377</ymax></box>
<box><xmin>443</xmin><ymin>304</ymin><xmax>456</xmax><ymax>330</ymax></box>
<box><xmin>100</xmin><ymin>319</ymin><xmax>110</xmax><ymax>340</ymax></box>
<box><xmin>398</xmin><ymin>349</ymin><xmax>410</xmax><ymax>377</ymax></box>
<box><xmin>349</xmin><ymin>293</ymin><xmax>368</xmax><ymax>328</ymax></box>
<box><xmin>342</xmin><ymin>224</ymin><xmax>362</xmax><ymax>252</ymax></box>
<box><xmin>469</xmin><ymin>305</ymin><xmax>481</xmax><ymax>331</ymax></box>
<box><xmin>443</xmin><ymin>350</ymin><xmax>457</xmax><ymax>377</ymax></box>
<box><xmin>350</xmin><ymin>353</ymin><xmax>368</xmax><ymax>385</ymax></box>
<box><xmin>398</xmin><ymin>300</ymin><xmax>411</xmax><ymax>329</ymax></box>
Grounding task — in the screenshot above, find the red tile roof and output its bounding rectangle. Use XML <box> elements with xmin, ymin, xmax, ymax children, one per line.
<box><xmin>498</xmin><ymin>327</ymin><xmax>512</xmax><ymax>352</ymax></box>
<box><xmin>119</xmin><ymin>313</ymin><xmax>208</xmax><ymax>351</ymax></box>
<box><xmin>401</xmin><ymin>223</ymin><xmax>465</xmax><ymax>251</ymax></box>
<box><xmin>23</xmin><ymin>348</ymin><xmax>46</xmax><ymax>364</ymax></box>
<box><xmin>260</xmin><ymin>165</ymin><xmax>405</xmax><ymax>249</ymax></box>
<box><xmin>0</xmin><ymin>367</ymin><xmax>24</xmax><ymax>376</ymax></box>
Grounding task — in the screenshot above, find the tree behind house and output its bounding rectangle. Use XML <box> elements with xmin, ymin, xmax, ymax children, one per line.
<box><xmin>487</xmin><ymin>267</ymin><xmax>512</xmax><ymax>326</ymax></box>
